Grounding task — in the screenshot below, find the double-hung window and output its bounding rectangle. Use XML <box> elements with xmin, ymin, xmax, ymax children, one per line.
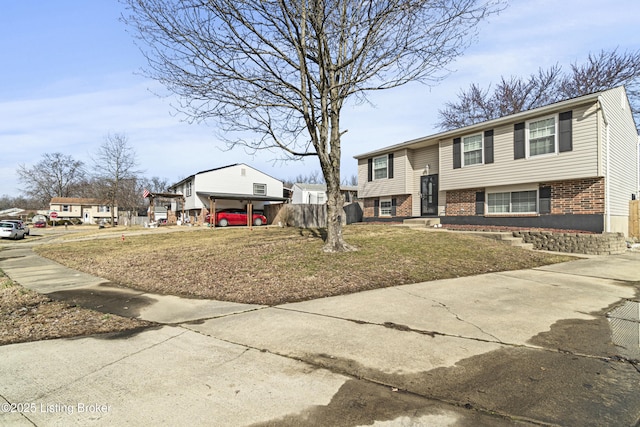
<box><xmin>373</xmin><ymin>156</ymin><xmax>388</xmax><ymax>180</ymax></box>
<box><xmin>62</xmin><ymin>205</ymin><xmax>70</xmax><ymax>212</ymax></box>
<box><xmin>379</xmin><ymin>199</ymin><xmax>392</xmax><ymax>216</ymax></box>
<box><xmin>462</xmin><ymin>134</ymin><xmax>483</xmax><ymax>166</ymax></box>
<box><xmin>528</xmin><ymin>116</ymin><xmax>556</xmax><ymax>156</ymax></box>
<box><xmin>488</xmin><ymin>190</ymin><xmax>537</xmax><ymax>214</ymax></box>
<box><xmin>253</xmin><ymin>183</ymin><xmax>267</xmax><ymax>196</ymax></box>
<box><xmin>186</xmin><ymin>181</ymin><xmax>192</xmax><ymax>197</ymax></box>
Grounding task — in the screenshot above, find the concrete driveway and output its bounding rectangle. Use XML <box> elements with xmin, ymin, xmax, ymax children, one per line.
<box><xmin>0</xmin><ymin>237</ymin><xmax>639</xmax><ymax>426</ymax></box>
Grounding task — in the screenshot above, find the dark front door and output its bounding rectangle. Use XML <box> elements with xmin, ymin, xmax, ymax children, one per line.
<box><xmin>420</xmin><ymin>174</ymin><xmax>438</xmax><ymax>216</ymax></box>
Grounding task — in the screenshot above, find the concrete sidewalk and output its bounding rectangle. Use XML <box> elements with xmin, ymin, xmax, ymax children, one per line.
<box><xmin>0</xmin><ymin>243</ymin><xmax>639</xmax><ymax>426</ymax></box>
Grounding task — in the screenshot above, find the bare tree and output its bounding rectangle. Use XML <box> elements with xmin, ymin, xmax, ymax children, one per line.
<box><xmin>438</xmin><ymin>49</ymin><xmax>640</xmax><ymax>130</ymax></box>
<box><xmin>17</xmin><ymin>152</ymin><xmax>86</xmax><ymax>207</ymax></box>
<box><xmin>92</xmin><ymin>133</ymin><xmax>142</xmax><ymax>226</ymax></box>
<box><xmin>143</xmin><ymin>176</ymin><xmax>170</xmax><ymax>193</ymax></box>
<box><xmin>123</xmin><ymin>0</ymin><xmax>501</xmax><ymax>252</ymax></box>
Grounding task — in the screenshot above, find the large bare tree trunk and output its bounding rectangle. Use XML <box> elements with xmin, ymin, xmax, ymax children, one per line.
<box><xmin>323</xmin><ymin>166</ymin><xmax>355</xmax><ymax>253</ymax></box>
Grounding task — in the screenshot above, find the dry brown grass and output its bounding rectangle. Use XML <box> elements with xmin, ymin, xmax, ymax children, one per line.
<box><xmin>34</xmin><ymin>225</ymin><xmax>574</xmax><ymax>306</ymax></box>
<box><xmin>0</xmin><ymin>273</ymin><xmax>153</xmax><ymax>345</ymax></box>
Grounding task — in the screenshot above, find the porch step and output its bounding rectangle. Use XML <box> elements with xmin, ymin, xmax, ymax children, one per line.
<box><xmin>469</xmin><ymin>231</ymin><xmax>534</xmax><ymax>250</ymax></box>
<box><xmin>401</xmin><ymin>218</ymin><xmax>441</xmax><ymax>228</ymax></box>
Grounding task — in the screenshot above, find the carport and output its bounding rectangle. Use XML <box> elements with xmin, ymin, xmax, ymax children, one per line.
<box><xmin>197</xmin><ymin>191</ymin><xmax>288</xmax><ymax>229</ymax></box>
<box><xmin>145</xmin><ymin>192</ymin><xmax>186</xmax><ymax>224</ymax></box>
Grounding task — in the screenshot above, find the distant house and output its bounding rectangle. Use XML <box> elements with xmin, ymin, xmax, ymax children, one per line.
<box><xmin>49</xmin><ymin>197</ymin><xmax>118</xmax><ymax>224</ymax></box>
<box><xmin>290</xmin><ymin>183</ymin><xmax>359</xmax><ymax>205</ymax></box>
<box><xmin>354</xmin><ymin>86</ymin><xmax>639</xmax><ymax>235</ymax></box>
<box><xmin>167</xmin><ymin>163</ymin><xmax>287</xmax><ymax>224</ymax></box>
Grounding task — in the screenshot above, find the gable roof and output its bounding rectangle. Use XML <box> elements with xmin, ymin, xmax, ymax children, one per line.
<box><xmin>50</xmin><ymin>197</ymin><xmax>113</xmax><ymax>206</ymax></box>
<box><xmin>169</xmin><ymin>163</ymin><xmax>283</xmax><ymax>189</ymax></box>
<box><xmin>354</xmin><ymin>87</ymin><xmax>625</xmax><ymax>159</ymax></box>
<box><xmin>293</xmin><ymin>183</ymin><xmax>327</xmax><ymax>191</ymax></box>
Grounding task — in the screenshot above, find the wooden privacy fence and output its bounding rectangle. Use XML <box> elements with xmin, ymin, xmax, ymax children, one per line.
<box><xmin>264</xmin><ymin>202</ymin><xmax>363</xmax><ymax>228</ymax></box>
<box><xmin>630</xmin><ymin>200</ymin><xmax>640</xmax><ymax>239</ymax></box>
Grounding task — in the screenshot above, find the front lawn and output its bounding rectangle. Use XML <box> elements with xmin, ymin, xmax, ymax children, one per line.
<box><xmin>34</xmin><ymin>225</ymin><xmax>573</xmax><ymax>306</ymax></box>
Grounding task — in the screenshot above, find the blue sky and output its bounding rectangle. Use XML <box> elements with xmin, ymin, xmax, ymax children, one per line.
<box><xmin>1</xmin><ymin>0</ymin><xmax>638</xmax><ymax>198</ymax></box>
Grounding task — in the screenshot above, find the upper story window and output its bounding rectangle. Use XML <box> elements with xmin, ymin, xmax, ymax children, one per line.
<box><xmin>186</xmin><ymin>181</ymin><xmax>192</xmax><ymax>197</ymax></box>
<box><xmin>462</xmin><ymin>134</ymin><xmax>483</xmax><ymax>166</ymax></box>
<box><xmin>98</xmin><ymin>205</ymin><xmax>110</xmax><ymax>213</ymax></box>
<box><xmin>253</xmin><ymin>183</ymin><xmax>267</xmax><ymax>196</ymax></box>
<box><xmin>317</xmin><ymin>193</ymin><xmax>325</xmax><ymax>204</ymax></box>
<box><xmin>528</xmin><ymin>116</ymin><xmax>556</xmax><ymax>156</ymax></box>
<box><xmin>62</xmin><ymin>205</ymin><xmax>70</xmax><ymax>212</ymax></box>
<box><xmin>373</xmin><ymin>156</ymin><xmax>388</xmax><ymax>179</ymax></box>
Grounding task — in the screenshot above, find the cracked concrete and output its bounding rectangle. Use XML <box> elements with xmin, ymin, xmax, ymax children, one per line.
<box><xmin>1</xmin><ymin>235</ymin><xmax>640</xmax><ymax>425</ymax></box>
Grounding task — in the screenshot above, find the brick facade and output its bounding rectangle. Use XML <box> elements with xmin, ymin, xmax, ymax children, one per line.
<box><xmin>445</xmin><ymin>178</ymin><xmax>604</xmax><ymax>217</ymax></box>
<box><xmin>445</xmin><ymin>188</ymin><xmax>483</xmax><ymax>216</ymax></box>
<box><xmin>544</xmin><ymin>177</ymin><xmax>605</xmax><ymax>215</ymax></box>
<box><xmin>363</xmin><ymin>195</ymin><xmax>412</xmax><ymax>218</ymax></box>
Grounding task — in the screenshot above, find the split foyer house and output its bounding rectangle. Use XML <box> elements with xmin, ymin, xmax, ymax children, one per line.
<box><xmin>49</xmin><ymin>197</ymin><xmax>118</xmax><ymax>224</ymax></box>
<box><xmin>168</xmin><ymin>163</ymin><xmax>287</xmax><ymax>223</ymax></box>
<box><xmin>355</xmin><ymin>86</ymin><xmax>639</xmax><ymax>235</ymax></box>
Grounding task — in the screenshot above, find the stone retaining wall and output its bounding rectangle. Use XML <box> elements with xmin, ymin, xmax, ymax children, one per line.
<box><xmin>513</xmin><ymin>231</ymin><xmax>627</xmax><ymax>255</ymax></box>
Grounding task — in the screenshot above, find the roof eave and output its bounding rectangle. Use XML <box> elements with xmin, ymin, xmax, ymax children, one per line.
<box><xmin>353</xmin><ymin>90</ymin><xmax>604</xmax><ymax>159</ymax></box>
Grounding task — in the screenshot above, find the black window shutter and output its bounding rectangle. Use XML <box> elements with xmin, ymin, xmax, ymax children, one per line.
<box><xmin>373</xmin><ymin>199</ymin><xmax>379</xmax><ymax>217</ymax></box>
<box><xmin>558</xmin><ymin>111</ymin><xmax>573</xmax><ymax>152</ymax></box>
<box><xmin>475</xmin><ymin>191</ymin><xmax>485</xmax><ymax>215</ymax></box>
<box><xmin>391</xmin><ymin>198</ymin><xmax>397</xmax><ymax>216</ymax></box>
<box><xmin>539</xmin><ymin>186</ymin><xmax>551</xmax><ymax>214</ymax></box>
<box><xmin>388</xmin><ymin>153</ymin><xmax>394</xmax><ymax>179</ymax></box>
<box><xmin>367</xmin><ymin>158</ymin><xmax>373</xmax><ymax>182</ymax></box>
<box><xmin>484</xmin><ymin>130</ymin><xmax>494</xmax><ymax>164</ymax></box>
<box><xmin>453</xmin><ymin>138</ymin><xmax>461</xmax><ymax>169</ymax></box>
<box><xmin>514</xmin><ymin>122</ymin><xmax>525</xmax><ymax>159</ymax></box>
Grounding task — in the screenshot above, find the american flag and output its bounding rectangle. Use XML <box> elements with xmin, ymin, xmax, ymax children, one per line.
<box><xmin>143</xmin><ymin>188</ymin><xmax>150</xmax><ymax>198</ymax></box>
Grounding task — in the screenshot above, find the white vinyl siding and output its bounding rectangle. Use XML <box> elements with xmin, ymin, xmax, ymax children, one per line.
<box><xmin>599</xmin><ymin>86</ymin><xmax>639</xmax><ymax>219</ymax></box>
<box><xmin>440</xmin><ymin>102</ymin><xmax>599</xmax><ymax>191</ymax></box>
<box><xmin>358</xmin><ymin>151</ymin><xmax>407</xmax><ymax>198</ymax></box>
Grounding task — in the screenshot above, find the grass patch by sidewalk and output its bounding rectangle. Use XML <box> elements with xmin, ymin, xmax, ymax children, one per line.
<box><xmin>0</xmin><ymin>271</ymin><xmax>153</xmax><ymax>345</ymax></box>
<box><xmin>34</xmin><ymin>225</ymin><xmax>574</xmax><ymax>306</ymax></box>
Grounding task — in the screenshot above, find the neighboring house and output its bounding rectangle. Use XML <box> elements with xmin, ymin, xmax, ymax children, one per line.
<box><xmin>290</xmin><ymin>183</ymin><xmax>359</xmax><ymax>204</ymax></box>
<box><xmin>168</xmin><ymin>163</ymin><xmax>287</xmax><ymax>223</ymax></box>
<box><xmin>49</xmin><ymin>197</ymin><xmax>118</xmax><ymax>224</ymax></box>
<box><xmin>355</xmin><ymin>86</ymin><xmax>639</xmax><ymax>235</ymax></box>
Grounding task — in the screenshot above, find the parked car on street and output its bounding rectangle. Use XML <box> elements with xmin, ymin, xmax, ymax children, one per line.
<box><xmin>0</xmin><ymin>221</ymin><xmax>26</xmax><ymax>240</ymax></box>
<box><xmin>204</xmin><ymin>209</ymin><xmax>268</xmax><ymax>227</ymax></box>
<box><xmin>2</xmin><ymin>219</ymin><xmax>29</xmax><ymax>235</ymax></box>
<box><xmin>33</xmin><ymin>221</ymin><xmax>47</xmax><ymax>228</ymax></box>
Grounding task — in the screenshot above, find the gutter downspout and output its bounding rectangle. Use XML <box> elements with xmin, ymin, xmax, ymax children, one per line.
<box><xmin>598</xmin><ymin>96</ymin><xmax>611</xmax><ymax>233</ymax></box>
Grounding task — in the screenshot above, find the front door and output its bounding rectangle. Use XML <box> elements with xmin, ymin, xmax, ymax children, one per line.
<box><xmin>420</xmin><ymin>174</ymin><xmax>438</xmax><ymax>216</ymax></box>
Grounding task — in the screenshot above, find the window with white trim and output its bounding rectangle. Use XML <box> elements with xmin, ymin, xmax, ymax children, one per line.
<box><xmin>373</xmin><ymin>156</ymin><xmax>388</xmax><ymax>180</ymax></box>
<box><xmin>253</xmin><ymin>183</ymin><xmax>267</xmax><ymax>196</ymax></box>
<box><xmin>380</xmin><ymin>199</ymin><xmax>392</xmax><ymax>216</ymax></box>
<box><xmin>186</xmin><ymin>181</ymin><xmax>192</xmax><ymax>197</ymax></box>
<box><xmin>317</xmin><ymin>193</ymin><xmax>325</xmax><ymax>204</ymax></box>
<box><xmin>488</xmin><ymin>190</ymin><xmax>537</xmax><ymax>214</ymax></box>
<box><xmin>462</xmin><ymin>134</ymin><xmax>483</xmax><ymax>166</ymax></box>
<box><xmin>528</xmin><ymin>116</ymin><xmax>556</xmax><ymax>156</ymax></box>
<box><xmin>98</xmin><ymin>205</ymin><xmax>110</xmax><ymax>213</ymax></box>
